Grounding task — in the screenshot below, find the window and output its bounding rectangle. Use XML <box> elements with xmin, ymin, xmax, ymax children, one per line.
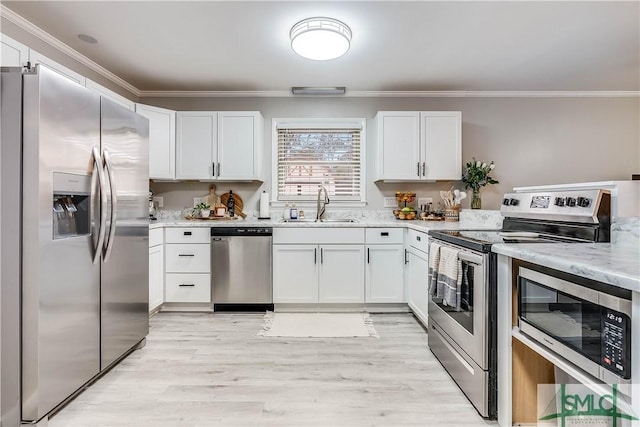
<box><xmin>274</xmin><ymin>119</ymin><xmax>365</xmax><ymax>203</ymax></box>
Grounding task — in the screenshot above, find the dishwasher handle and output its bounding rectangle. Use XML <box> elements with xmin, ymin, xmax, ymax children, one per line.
<box><xmin>211</xmin><ymin>237</ymin><xmax>230</xmax><ymax>243</ymax></box>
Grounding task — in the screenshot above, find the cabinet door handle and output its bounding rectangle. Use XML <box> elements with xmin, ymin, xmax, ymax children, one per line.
<box><xmin>178</xmin><ymin>254</ymin><xmax>195</xmax><ymax>257</ymax></box>
<box><xmin>367</xmin><ymin>248</ymin><xmax>370</xmax><ymax>264</ymax></box>
<box><xmin>416</xmin><ymin>236</ymin><xmax>421</xmax><ymax>241</ymax></box>
<box><xmin>320</xmin><ymin>248</ymin><xmax>323</xmax><ymax>264</ymax></box>
<box><xmin>422</xmin><ymin>162</ymin><xmax>426</xmax><ymax>176</ymax></box>
<box><xmin>417</xmin><ymin>162</ymin><xmax>420</xmax><ymax>177</ymax></box>
<box><xmin>183</xmin><ymin>231</ymin><xmax>192</xmax><ymax>236</ymax></box>
<box><xmin>380</xmin><ymin>232</ymin><xmax>389</xmax><ymax>237</ymax></box>
<box><xmin>404</xmin><ymin>249</ymin><xmax>409</xmax><ymax>264</ymax></box>
<box><xmin>217</xmin><ymin>162</ymin><xmax>221</xmax><ymax>177</ymax></box>
<box><xmin>314</xmin><ymin>248</ymin><xmax>317</xmax><ymax>264</ymax></box>
<box><xmin>179</xmin><ymin>283</ymin><xmax>195</xmax><ymax>287</ymax></box>
<box><xmin>212</xmin><ymin>162</ymin><xmax>215</xmax><ymax>176</ymax></box>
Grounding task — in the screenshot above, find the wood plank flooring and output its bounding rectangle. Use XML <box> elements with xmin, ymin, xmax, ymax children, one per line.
<box><xmin>48</xmin><ymin>313</ymin><xmax>495</xmax><ymax>427</ymax></box>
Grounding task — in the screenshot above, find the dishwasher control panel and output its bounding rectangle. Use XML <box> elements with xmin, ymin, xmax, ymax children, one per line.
<box><xmin>211</xmin><ymin>227</ymin><xmax>273</xmax><ymax>236</ymax></box>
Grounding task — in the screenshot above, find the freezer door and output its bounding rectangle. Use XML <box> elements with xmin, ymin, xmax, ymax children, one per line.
<box><xmin>21</xmin><ymin>65</ymin><xmax>101</xmax><ymax>422</ymax></box>
<box><xmin>100</xmin><ymin>97</ymin><xmax>150</xmax><ymax>369</ymax></box>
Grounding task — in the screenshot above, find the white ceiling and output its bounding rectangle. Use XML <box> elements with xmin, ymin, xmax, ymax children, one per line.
<box><xmin>3</xmin><ymin>1</ymin><xmax>639</xmax><ymax>93</ymax></box>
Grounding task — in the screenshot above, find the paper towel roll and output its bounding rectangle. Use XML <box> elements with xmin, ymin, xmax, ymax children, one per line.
<box><xmin>259</xmin><ymin>191</ymin><xmax>270</xmax><ymax>218</ymax></box>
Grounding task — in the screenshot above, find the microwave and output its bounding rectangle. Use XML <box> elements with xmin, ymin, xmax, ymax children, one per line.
<box><xmin>517</xmin><ymin>266</ymin><xmax>632</xmax><ymax>383</ymax></box>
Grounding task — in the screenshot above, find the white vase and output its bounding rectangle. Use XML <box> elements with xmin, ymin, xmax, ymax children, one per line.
<box><xmin>200</xmin><ymin>209</ymin><xmax>210</xmax><ymax>218</ymax></box>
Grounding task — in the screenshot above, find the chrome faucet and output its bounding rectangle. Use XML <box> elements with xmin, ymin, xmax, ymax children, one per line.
<box><xmin>315</xmin><ymin>185</ymin><xmax>330</xmax><ymax>221</ymax></box>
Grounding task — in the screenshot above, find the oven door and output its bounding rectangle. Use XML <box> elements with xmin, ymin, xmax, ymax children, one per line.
<box><xmin>428</xmin><ymin>243</ymin><xmax>489</xmax><ymax>369</ymax></box>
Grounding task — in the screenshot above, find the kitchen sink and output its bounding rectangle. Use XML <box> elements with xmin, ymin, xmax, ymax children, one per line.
<box><xmin>279</xmin><ymin>218</ymin><xmax>359</xmax><ymax>223</ymax></box>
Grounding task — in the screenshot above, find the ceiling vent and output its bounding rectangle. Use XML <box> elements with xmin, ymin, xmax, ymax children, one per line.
<box><xmin>291</xmin><ymin>87</ymin><xmax>346</xmax><ymax>95</ymax></box>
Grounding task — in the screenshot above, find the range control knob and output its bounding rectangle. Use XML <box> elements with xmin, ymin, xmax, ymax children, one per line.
<box><xmin>502</xmin><ymin>198</ymin><xmax>510</xmax><ymax>206</ymax></box>
<box><xmin>566</xmin><ymin>197</ymin><xmax>577</xmax><ymax>207</ymax></box>
<box><xmin>577</xmin><ymin>197</ymin><xmax>591</xmax><ymax>208</ymax></box>
<box><xmin>509</xmin><ymin>198</ymin><xmax>519</xmax><ymax>206</ymax></box>
<box><xmin>554</xmin><ymin>197</ymin><xmax>565</xmax><ymax>207</ymax></box>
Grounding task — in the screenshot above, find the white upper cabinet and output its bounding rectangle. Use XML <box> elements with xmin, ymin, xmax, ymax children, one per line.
<box><xmin>374</xmin><ymin>111</ymin><xmax>461</xmax><ymax>181</ymax></box>
<box><xmin>217</xmin><ymin>112</ymin><xmax>262</xmax><ymax>180</ymax></box>
<box><xmin>1</xmin><ymin>34</ymin><xmax>29</xmax><ymax>67</ymax></box>
<box><xmin>29</xmin><ymin>50</ymin><xmax>86</xmax><ymax>86</ymax></box>
<box><xmin>176</xmin><ymin>112</ymin><xmax>217</xmax><ymax>179</ymax></box>
<box><xmin>136</xmin><ymin>104</ymin><xmax>176</xmax><ymax>180</ymax></box>
<box><xmin>87</xmin><ymin>79</ymin><xmax>135</xmax><ymax>111</ymax></box>
<box><xmin>176</xmin><ymin>111</ymin><xmax>263</xmax><ymax>181</ymax></box>
<box><xmin>421</xmin><ymin>112</ymin><xmax>462</xmax><ymax>180</ymax></box>
<box><xmin>375</xmin><ymin>112</ymin><xmax>421</xmax><ymax>181</ymax></box>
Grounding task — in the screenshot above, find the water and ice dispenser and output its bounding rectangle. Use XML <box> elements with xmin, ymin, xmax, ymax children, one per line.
<box><xmin>52</xmin><ymin>172</ymin><xmax>90</xmax><ymax>239</ymax></box>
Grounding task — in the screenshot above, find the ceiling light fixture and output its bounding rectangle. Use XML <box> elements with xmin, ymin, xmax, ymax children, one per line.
<box><xmin>292</xmin><ymin>87</ymin><xmax>346</xmax><ymax>95</ymax></box>
<box><xmin>290</xmin><ymin>17</ymin><xmax>351</xmax><ymax>61</ymax></box>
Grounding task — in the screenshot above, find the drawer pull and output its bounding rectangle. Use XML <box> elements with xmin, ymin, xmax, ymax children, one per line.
<box><xmin>416</xmin><ymin>236</ymin><xmax>421</xmax><ymax>241</ymax></box>
<box><xmin>178</xmin><ymin>254</ymin><xmax>195</xmax><ymax>257</ymax></box>
<box><xmin>380</xmin><ymin>232</ymin><xmax>389</xmax><ymax>236</ymax></box>
<box><xmin>179</xmin><ymin>284</ymin><xmax>195</xmax><ymax>287</ymax></box>
<box><xmin>183</xmin><ymin>231</ymin><xmax>192</xmax><ymax>236</ymax></box>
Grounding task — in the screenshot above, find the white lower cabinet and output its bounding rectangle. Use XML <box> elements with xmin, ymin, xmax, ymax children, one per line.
<box><xmin>272</xmin><ymin>228</ymin><xmax>366</xmax><ymax>304</ymax></box>
<box><xmin>407</xmin><ymin>246</ymin><xmax>429</xmax><ymax>326</ymax></box>
<box><xmin>165</xmin><ymin>273</ymin><xmax>211</xmax><ymax>303</ymax></box>
<box><xmin>366</xmin><ymin>245</ymin><xmax>405</xmax><ymax>303</ymax></box>
<box><xmin>164</xmin><ymin>227</ymin><xmax>211</xmax><ymax>304</ymax></box>
<box><xmin>318</xmin><ymin>245</ymin><xmax>365</xmax><ymax>303</ymax></box>
<box><xmin>148</xmin><ymin>229</ymin><xmax>164</xmax><ymax>313</ymax></box>
<box><xmin>273</xmin><ymin>244</ymin><xmax>365</xmax><ymax>304</ymax></box>
<box><xmin>272</xmin><ymin>245</ymin><xmax>318</xmax><ymax>303</ymax></box>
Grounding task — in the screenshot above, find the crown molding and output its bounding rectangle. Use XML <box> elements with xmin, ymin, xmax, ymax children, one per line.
<box><xmin>140</xmin><ymin>89</ymin><xmax>640</xmax><ymax>98</ymax></box>
<box><xmin>0</xmin><ymin>4</ymin><xmax>140</xmax><ymax>98</ymax></box>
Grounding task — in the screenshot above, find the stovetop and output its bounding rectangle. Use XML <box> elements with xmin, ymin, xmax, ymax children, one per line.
<box><xmin>428</xmin><ymin>229</ymin><xmax>591</xmax><ymax>253</ymax></box>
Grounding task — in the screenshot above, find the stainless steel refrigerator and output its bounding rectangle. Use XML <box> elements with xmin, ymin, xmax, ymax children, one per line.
<box><xmin>1</xmin><ymin>65</ymin><xmax>149</xmax><ymax>425</ymax></box>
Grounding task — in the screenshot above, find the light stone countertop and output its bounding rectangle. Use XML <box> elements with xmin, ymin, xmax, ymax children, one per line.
<box><xmin>150</xmin><ymin>218</ymin><xmax>485</xmax><ymax>233</ymax></box>
<box><xmin>149</xmin><ymin>209</ymin><xmax>504</xmax><ymax>232</ymax></box>
<box><xmin>492</xmin><ymin>242</ymin><xmax>640</xmax><ymax>292</ymax></box>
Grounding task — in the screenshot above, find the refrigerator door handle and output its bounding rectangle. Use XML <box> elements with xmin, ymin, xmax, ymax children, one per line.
<box><xmin>103</xmin><ymin>149</ymin><xmax>117</xmax><ymax>262</ymax></box>
<box><xmin>92</xmin><ymin>146</ymin><xmax>107</xmax><ymax>264</ymax></box>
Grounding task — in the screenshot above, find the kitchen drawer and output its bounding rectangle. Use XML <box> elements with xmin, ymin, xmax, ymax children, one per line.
<box><xmin>273</xmin><ymin>227</ymin><xmax>364</xmax><ymax>244</ymax></box>
<box><xmin>165</xmin><ymin>227</ymin><xmax>210</xmax><ymax>244</ymax></box>
<box><xmin>365</xmin><ymin>228</ymin><xmax>403</xmax><ymax>244</ymax></box>
<box><xmin>165</xmin><ymin>243</ymin><xmax>210</xmax><ymax>273</ymax></box>
<box><xmin>407</xmin><ymin>229</ymin><xmax>429</xmax><ymax>253</ymax></box>
<box><xmin>165</xmin><ymin>273</ymin><xmax>211</xmax><ymax>302</ymax></box>
<box><xmin>149</xmin><ymin>228</ymin><xmax>164</xmax><ymax>247</ymax></box>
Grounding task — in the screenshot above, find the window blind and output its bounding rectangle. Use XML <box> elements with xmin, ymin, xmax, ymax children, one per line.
<box><xmin>277</xmin><ymin>127</ymin><xmax>362</xmax><ymax>201</ymax></box>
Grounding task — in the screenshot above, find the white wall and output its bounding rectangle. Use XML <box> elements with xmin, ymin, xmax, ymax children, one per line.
<box><xmin>144</xmin><ymin>96</ymin><xmax>639</xmax><ymax>212</ymax></box>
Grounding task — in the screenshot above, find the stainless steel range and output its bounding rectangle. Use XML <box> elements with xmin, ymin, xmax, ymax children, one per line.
<box><xmin>426</xmin><ymin>188</ymin><xmax>611</xmax><ymax>420</ymax></box>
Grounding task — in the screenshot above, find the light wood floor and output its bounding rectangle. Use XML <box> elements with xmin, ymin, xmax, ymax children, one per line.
<box><xmin>48</xmin><ymin>312</ymin><xmax>495</xmax><ymax>427</ymax></box>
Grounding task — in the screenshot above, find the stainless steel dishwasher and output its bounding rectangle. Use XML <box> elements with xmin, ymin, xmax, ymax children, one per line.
<box><xmin>210</xmin><ymin>227</ymin><xmax>273</xmax><ymax>311</ymax></box>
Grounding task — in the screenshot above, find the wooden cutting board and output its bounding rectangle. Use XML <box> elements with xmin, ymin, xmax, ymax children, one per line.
<box><xmin>219</xmin><ymin>192</ymin><xmax>247</xmax><ymax>219</ymax></box>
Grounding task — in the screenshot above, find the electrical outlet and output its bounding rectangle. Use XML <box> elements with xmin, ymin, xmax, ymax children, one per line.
<box><xmin>418</xmin><ymin>197</ymin><xmax>433</xmax><ymax>207</ymax></box>
<box><xmin>383</xmin><ymin>197</ymin><xmax>397</xmax><ymax>208</ymax></box>
<box><xmin>152</xmin><ymin>196</ymin><xmax>163</xmax><ymax>208</ymax></box>
<box><xmin>193</xmin><ymin>197</ymin><xmax>203</xmax><ymax>207</ymax></box>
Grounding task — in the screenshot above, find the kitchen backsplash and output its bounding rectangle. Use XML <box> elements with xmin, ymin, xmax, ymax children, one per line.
<box><xmin>611</xmin><ymin>217</ymin><xmax>640</xmax><ymax>249</ymax></box>
<box><xmin>149</xmin><ymin>180</ymin><xmax>499</xmax><ymax>212</ymax></box>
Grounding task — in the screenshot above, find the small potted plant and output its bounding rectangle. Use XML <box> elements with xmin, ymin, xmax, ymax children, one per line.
<box><xmin>193</xmin><ymin>202</ymin><xmax>211</xmax><ymax>218</ymax></box>
<box><xmin>461</xmin><ymin>158</ymin><xmax>499</xmax><ymax>209</ymax></box>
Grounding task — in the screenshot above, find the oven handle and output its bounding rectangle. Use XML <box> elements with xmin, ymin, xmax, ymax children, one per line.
<box><xmin>458</xmin><ymin>252</ymin><xmax>484</xmax><ymax>266</ymax></box>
